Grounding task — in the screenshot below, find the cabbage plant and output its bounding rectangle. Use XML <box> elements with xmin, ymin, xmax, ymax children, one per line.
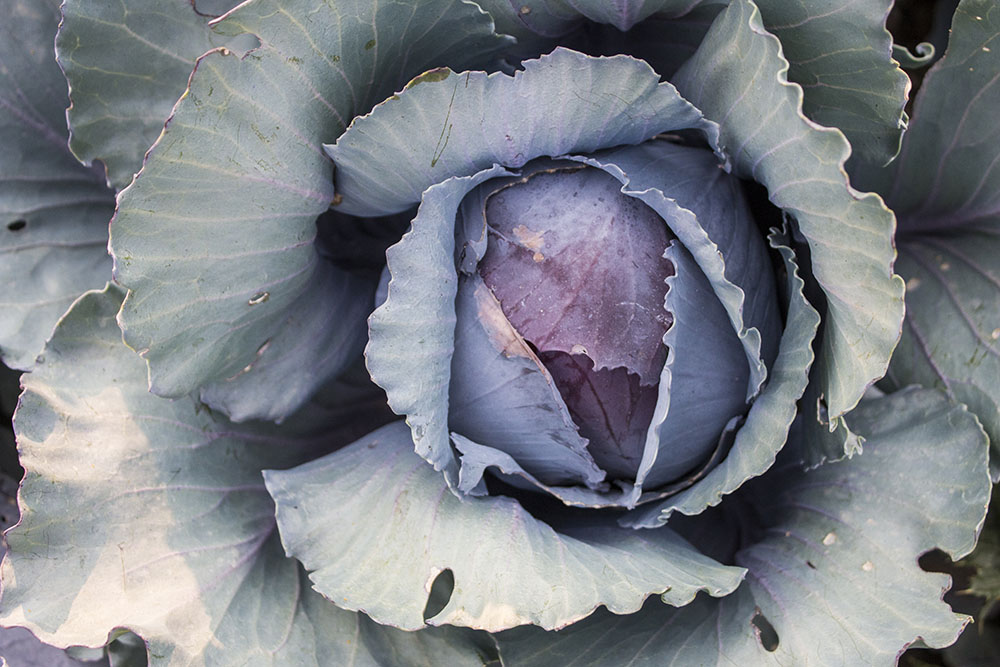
<box><xmin>0</xmin><ymin>0</ymin><xmax>997</xmax><ymax>665</ymax></box>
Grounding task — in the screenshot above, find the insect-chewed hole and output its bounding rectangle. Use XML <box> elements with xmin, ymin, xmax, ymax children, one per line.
<box><xmin>7</xmin><ymin>220</ymin><xmax>26</xmax><ymax>231</ymax></box>
<box><xmin>422</xmin><ymin>568</ymin><xmax>455</xmax><ymax>621</ymax></box>
<box><xmin>752</xmin><ymin>610</ymin><xmax>779</xmax><ymax>652</ymax></box>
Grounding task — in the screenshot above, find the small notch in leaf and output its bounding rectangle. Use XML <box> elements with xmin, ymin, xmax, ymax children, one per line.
<box><xmin>752</xmin><ymin>610</ymin><xmax>779</xmax><ymax>652</ymax></box>
<box><xmin>7</xmin><ymin>220</ymin><xmax>26</xmax><ymax>231</ymax></box>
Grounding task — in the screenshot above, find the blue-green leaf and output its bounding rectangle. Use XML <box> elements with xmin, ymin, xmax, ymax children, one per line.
<box><xmin>889</xmin><ymin>233</ymin><xmax>1000</xmax><ymax>474</ymax></box>
<box><xmin>0</xmin><ymin>0</ymin><xmax>114</xmax><ymax>370</ymax></box>
<box><xmin>869</xmin><ymin>0</ymin><xmax>1000</xmax><ymax>233</ymax></box>
<box><xmin>475</xmin><ymin>0</ymin><xmax>714</xmax><ymax>37</ymax></box>
<box><xmin>674</xmin><ymin>0</ymin><xmax>905</xmax><ymax>427</ymax></box>
<box><xmin>327</xmin><ymin>48</ymin><xmax>719</xmax><ymax>217</ymax></box>
<box><xmin>753</xmin><ymin>0</ymin><xmax>909</xmax><ymax>165</ymax></box>
<box><xmin>498</xmin><ymin>388</ymin><xmax>991</xmax><ymax>665</ymax></box>
<box><xmin>57</xmin><ymin>0</ymin><xmax>241</xmax><ymax>190</ymax></box>
<box><xmin>559</xmin><ymin>0</ymin><xmax>709</xmax><ymax>31</ymax></box>
<box><xmin>109</xmin><ymin>0</ymin><xmax>511</xmax><ymax>419</ymax></box>
<box><xmin>0</xmin><ymin>285</ymin><xmax>489</xmax><ymax>666</ymax></box>
<box><xmin>264</xmin><ymin>420</ymin><xmax>746</xmax><ymax>632</ymax></box>
<box><xmin>862</xmin><ymin>0</ymin><xmax>1000</xmax><ymax>473</ymax></box>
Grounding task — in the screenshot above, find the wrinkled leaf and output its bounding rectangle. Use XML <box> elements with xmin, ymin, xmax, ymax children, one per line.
<box><xmin>264</xmin><ymin>421</ymin><xmax>746</xmax><ymax>633</ymax></box>
<box><xmin>0</xmin><ymin>0</ymin><xmax>114</xmax><ymax>370</ymax></box>
<box><xmin>57</xmin><ymin>0</ymin><xmax>240</xmax><ymax>189</ymax></box>
<box><xmin>623</xmin><ymin>234</ymin><xmax>818</xmax><ymax>524</ymax></box>
<box><xmin>368</xmin><ymin>166</ymin><xmax>511</xmax><ymax>478</ymax></box>
<box><xmin>327</xmin><ymin>48</ymin><xmax>719</xmax><ymax>217</ymax></box>
<box><xmin>449</xmin><ymin>273</ymin><xmax>606</xmax><ymax>488</ymax></box>
<box><xmin>110</xmin><ymin>0</ymin><xmax>511</xmax><ymax>419</ymax></box>
<box><xmin>866</xmin><ymin>0</ymin><xmax>1000</xmax><ymax>461</ymax></box>
<box><xmin>871</xmin><ymin>0</ymin><xmax>1000</xmax><ymax>233</ymax></box>
<box><xmin>754</xmin><ymin>0</ymin><xmax>909</xmax><ymax>165</ymax></box>
<box><xmin>0</xmin><ymin>285</ymin><xmax>489</xmax><ymax>666</ymax></box>
<box><xmin>674</xmin><ymin>0</ymin><xmax>905</xmax><ymax>425</ymax></box>
<box><xmin>499</xmin><ymin>388</ymin><xmax>991</xmax><ymax>665</ymax></box>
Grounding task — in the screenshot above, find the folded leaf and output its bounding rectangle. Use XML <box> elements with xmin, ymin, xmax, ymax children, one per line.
<box><xmin>754</xmin><ymin>0</ymin><xmax>909</xmax><ymax>165</ymax></box>
<box><xmin>0</xmin><ymin>285</ymin><xmax>488</xmax><ymax>665</ymax></box>
<box><xmin>327</xmin><ymin>48</ymin><xmax>719</xmax><ymax>216</ymax></box>
<box><xmin>109</xmin><ymin>0</ymin><xmax>512</xmax><ymax>419</ymax></box>
<box><xmin>499</xmin><ymin>388</ymin><xmax>991</xmax><ymax>665</ymax></box>
<box><xmin>264</xmin><ymin>420</ymin><xmax>746</xmax><ymax>633</ymax></box>
<box><xmin>0</xmin><ymin>0</ymin><xmax>114</xmax><ymax>370</ymax></box>
<box><xmin>674</xmin><ymin>0</ymin><xmax>905</xmax><ymax>430</ymax></box>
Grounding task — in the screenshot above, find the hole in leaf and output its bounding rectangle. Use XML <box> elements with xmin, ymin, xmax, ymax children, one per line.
<box><xmin>247</xmin><ymin>292</ymin><xmax>269</xmax><ymax>306</ymax></box>
<box><xmin>7</xmin><ymin>220</ymin><xmax>26</xmax><ymax>231</ymax></box>
<box><xmin>752</xmin><ymin>610</ymin><xmax>779</xmax><ymax>652</ymax></box>
<box><xmin>422</xmin><ymin>568</ymin><xmax>455</xmax><ymax>621</ymax></box>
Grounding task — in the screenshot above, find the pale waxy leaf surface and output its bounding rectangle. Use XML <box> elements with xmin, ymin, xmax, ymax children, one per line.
<box><xmin>867</xmin><ymin>0</ymin><xmax>1000</xmax><ymax>471</ymax></box>
<box><xmin>753</xmin><ymin>0</ymin><xmax>909</xmax><ymax>165</ymax></box>
<box><xmin>623</xmin><ymin>236</ymin><xmax>819</xmax><ymax>526</ymax></box>
<box><xmin>475</xmin><ymin>0</ymin><xmax>709</xmax><ymax>36</ymax></box>
<box><xmin>327</xmin><ymin>47</ymin><xmax>719</xmax><ymax>217</ymax></box>
<box><xmin>57</xmin><ymin>0</ymin><xmax>241</xmax><ymax>190</ymax></box>
<box><xmin>673</xmin><ymin>0</ymin><xmax>905</xmax><ymax>430</ymax></box>
<box><xmin>559</xmin><ymin>0</ymin><xmax>706</xmax><ymax>31</ymax></box>
<box><xmin>639</xmin><ymin>241</ymin><xmax>750</xmax><ymax>489</ymax></box>
<box><xmin>0</xmin><ymin>285</ymin><xmax>491</xmax><ymax>667</ymax></box>
<box><xmin>0</xmin><ymin>0</ymin><xmax>114</xmax><ymax>370</ymax></box>
<box><xmin>109</xmin><ymin>0</ymin><xmax>511</xmax><ymax>419</ymax></box>
<box><xmin>264</xmin><ymin>420</ymin><xmax>746</xmax><ymax>633</ymax></box>
<box><xmin>367</xmin><ymin>166</ymin><xmax>511</xmax><ymax>478</ymax></box>
<box><xmin>498</xmin><ymin>388</ymin><xmax>991</xmax><ymax>666</ymax></box>
<box><xmin>890</xmin><ymin>233</ymin><xmax>1000</xmax><ymax>473</ymax></box>
<box><xmin>874</xmin><ymin>0</ymin><xmax>1000</xmax><ymax>232</ymax></box>
<box><xmin>449</xmin><ymin>273</ymin><xmax>606</xmax><ymax>489</ymax></box>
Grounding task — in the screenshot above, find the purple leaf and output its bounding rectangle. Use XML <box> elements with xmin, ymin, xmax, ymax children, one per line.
<box><xmin>479</xmin><ymin>166</ymin><xmax>673</xmax><ymax>386</ymax></box>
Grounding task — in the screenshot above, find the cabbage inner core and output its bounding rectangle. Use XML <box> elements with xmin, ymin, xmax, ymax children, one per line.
<box><xmin>478</xmin><ymin>166</ymin><xmax>674</xmax><ymax>479</ymax></box>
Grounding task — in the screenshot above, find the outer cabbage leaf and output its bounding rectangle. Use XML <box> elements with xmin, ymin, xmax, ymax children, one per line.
<box><xmin>868</xmin><ymin>0</ymin><xmax>1000</xmax><ymax>233</ymax></box>
<box><xmin>0</xmin><ymin>285</ymin><xmax>492</xmax><ymax>666</ymax></box>
<box><xmin>57</xmin><ymin>0</ymin><xmax>242</xmax><ymax>189</ymax></box>
<box><xmin>890</xmin><ymin>234</ymin><xmax>1000</xmax><ymax>477</ymax></box>
<box><xmin>559</xmin><ymin>0</ymin><xmax>707</xmax><ymax>31</ymax></box>
<box><xmin>326</xmin><ymin>48</ymin><xmax>720</xmax><ymax>217</ymax></box>
<box><xmin>863</xmin><ymin>0</ymin><xmax>1000</xmax><ymax>468</ymax></box>
<box><xmin>475</xmin><ymin>0</ymin><xmax>716</xmax><ymax>37</ymax></box>
<box><xmin>109</xmin><ymin>0</ymin><xmax>512</xmax><ymax>421</ymax></box>
<box><xmin>0</xmin><ymin>0</ymin><xmax>114</xmax><ymax>370</ymax></box>
<box><xmin>673</xmin><ymin>0</ymin><xmax>905</xmax><ymax>457</ymax></box>
<box><xmin>497</xmin><ymin>388</ymin><xmax>991</xmax><ymax>666</ymax></box>
<box><xmin>263</xmin><ymin>420</ymin><xmax>746</xmax><ymax>633</ymax></box>
<box><xmin>460</xmin><ymin>0</ymin><xmax>579</xmax><ymax>47</ymax></box>
<box><xmin>478</xmin><ymin>0</ymin><xmax>908</xmax><ymax>164</ymax></box>
<box><xmin>753</xmin><ymin>0</ymin><xmax>909</xmax><ymax>165</ymax></box>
